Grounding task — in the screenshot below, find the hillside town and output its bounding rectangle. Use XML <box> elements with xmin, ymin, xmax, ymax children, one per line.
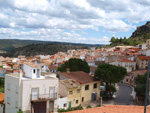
<box><xmin>0</xmin><ymin>39</ymin><xmax>150</xmax><ymax>113</ymax></box>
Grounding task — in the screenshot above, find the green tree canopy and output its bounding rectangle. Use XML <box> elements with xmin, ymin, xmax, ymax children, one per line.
<box><xmin>57</xmin><ymin>58</ymin><xmax>90</xmax><ymax>73</ymax></box>
<box><xmin>134</xmin><ymin>73</ymin><xmax>149</xmax><ymax>96</ymax></box>
<box><xmin>94</xmin><ymin>64</ymin><xmax>127</xmax><ymax>97</ymax></box>
<box><xmin>94</xmin><ymin>64</ymin><xmax>127</xmax><ymax>84</ymax></box>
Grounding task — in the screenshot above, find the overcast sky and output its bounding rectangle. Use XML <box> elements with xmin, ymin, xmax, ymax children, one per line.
<box><xmin>0</xmin><ymin>0</ymin><xmax>150</xmax><ymax>44</ymax></box>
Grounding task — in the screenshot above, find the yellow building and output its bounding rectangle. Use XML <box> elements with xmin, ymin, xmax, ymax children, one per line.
<box><xmin>59</xmin><ymin>71</ymin><xmax>101</xmax><ymax>108</ymax></box>
<box><xmin>59</xmin><ymin>79</ymin><xmax>81</xmax><ymax>108</ymax></box>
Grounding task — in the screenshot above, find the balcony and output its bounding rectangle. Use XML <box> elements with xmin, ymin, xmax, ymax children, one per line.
<box><xmin>31</xmin><ymin>93</ymin><xmax>57</xmax><ymax>101</ymax></box>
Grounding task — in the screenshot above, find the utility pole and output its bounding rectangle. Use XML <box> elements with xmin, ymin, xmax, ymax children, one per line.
<box><xmin>144</xmin><ymin>60</ymin><xmax>150</xmax><ymax>113</ymax></box>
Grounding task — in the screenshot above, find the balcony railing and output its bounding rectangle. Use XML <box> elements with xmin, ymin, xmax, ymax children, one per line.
<box><xmin>31</xmin><ymin>93</ymin><xmax>57</xmax><ymax>101</ymax></box>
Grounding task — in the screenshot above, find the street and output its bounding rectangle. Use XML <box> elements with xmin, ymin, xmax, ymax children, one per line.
<box><xmin>114</xmin><ymin>83</ymin><xmax>134</xmax><ymax>105</ymax></box>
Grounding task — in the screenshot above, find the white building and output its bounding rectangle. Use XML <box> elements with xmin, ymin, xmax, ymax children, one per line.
<box><xmin>57</xmin><ymin>97</ymin><xmax>68</xmax><ymax>110</ymax></box>
<box><xmin>5</xmin><ymin>62</ymin><xmax>59</xmax><ymax>113</ymax></box>
<box><xmin>136</xmin><ymin>43</ymin><xmax>148</xmax><ymax>50</ymax></box>
<box><xmin>110</xmin><ymin>59</ymin><xmax>136</xmax><ymax>72</ymax></box>
<box><xmin>146</xmin><ymin>49</ymin><xmax>150</xmax><ymax>56</ymax></box>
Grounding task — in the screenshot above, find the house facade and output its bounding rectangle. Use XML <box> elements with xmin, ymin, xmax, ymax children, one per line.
<box><xmin>59</xmin><ymin>79</ymin><xmax>81</xmax><ymax>108</ymax></box>
<box><xmin>59</xmin><ymin>71</ymin><xmax>100</xmax><ymax>107</ymax></box>
<box><xmin>136</xmin><ymin>55</ymin><xmax>150</xmax><ymax>69</ymax></box>
<box><xmin>5</xmin><ymin>62</ymin><xmax>58</xmax><ymax>113</ymax></box>
<box><xmin>110</xmin><ymin>59</ymin><xmax>136</xmax><ymax>72</ymax></box>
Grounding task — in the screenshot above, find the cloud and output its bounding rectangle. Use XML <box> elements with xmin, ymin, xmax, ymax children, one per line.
<box><xmin>0</xmin><ymin>0</ymin><xmax>150</xmax><ymax>44</ymax></box>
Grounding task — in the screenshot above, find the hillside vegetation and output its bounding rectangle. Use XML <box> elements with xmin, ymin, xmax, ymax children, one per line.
<box><xmin>0</xmin><ymin>39</ymin><xmax>102</xmax><ymax>52</ymax></box>
<box><xmin>1</xmin><ymin>43</ymin><xmax>88</xmax><ymax>57</ymax></box>
<box><xmin>109</xmin><ymin>21</ymin><xmax>150</xmax><ymax>46</ymax></box>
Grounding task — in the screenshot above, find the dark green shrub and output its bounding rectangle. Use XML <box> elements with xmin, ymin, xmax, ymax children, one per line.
<box><xmin>95</xmin><ymin>104</ymin><xmax>101</xmax><ymax>107</ymax></box>
<box><xmin>86</xmin><ymin>105</ymin><xmax>92</xmax><ymax>109</ymax></box>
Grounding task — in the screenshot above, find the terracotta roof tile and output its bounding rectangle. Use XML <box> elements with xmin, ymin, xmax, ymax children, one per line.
<box><xmin>61</xmin><ymin>71</ymin><xmax>99</xmax><ymax>84</ymax></box>
<box><xmin>0</xmin><ymin>93</ymin><xmax>4</xmax><ymax>104</ymax></box>
<box><xmin>118</xmin><ymin>59</ymin><xmax>135</xmax><ymax>62</ymax></box>
<box><xmin>24</xmin><ymin>62</ymin><xmax>40</xmax><ymax>68</ymax></box>
<box><xmin>66</xmin><ymin>105</ymin><xmax>150</xmax><ymax>113</ymax></box>
<box><xmin>138</xmin><ymin>55</ymin><xmax>150</xmax><ymax>60</ymax></box>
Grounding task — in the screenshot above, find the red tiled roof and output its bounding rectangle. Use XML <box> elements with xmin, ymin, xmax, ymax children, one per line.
<box><xmin>138</xmin><ymin>55</ymin><xmax>150</xmax><ymax>60</ymax></box>
<box><xmin>129</xmin><ymin>48</ymin><xmax>140</xmax><ymax>51</ymax></box>
<box><xmin>13</xmin><ymin>64</ymin><xmax>19</xmax><ymax>67</ymax></box>
<box><xmin>127</xmin><ymin>51</ymin><xmax>140</xmax><ymax>55</ymax></box>
<box><xmin>61</xmin><ymin>71</ymin><xmax>99</xmax><ymax>84</ymax></box>
<box><xmin>118</xmin><ymin>59</ymin><xmax>135</xmax><ymax>62</ymax></box>
<box><xmin>0</xmin><ymin>93</ymin><xmax>4</xmax><ymax>104</ymax></box>
<box><xmin>50</xmin><ymin>56</ymin><xmax>55</xmax><ymax>59</ymax></box>
<box><xmin>66</xmin><ymin>105</ymin><xmax>150</xmax><ymax>113</ymax></box>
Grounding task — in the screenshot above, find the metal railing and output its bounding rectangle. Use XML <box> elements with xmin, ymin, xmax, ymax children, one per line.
<box><xmin>31</xmin><ymin>93</ymin><xmax>57</xmax><ymax>101</ymax></box>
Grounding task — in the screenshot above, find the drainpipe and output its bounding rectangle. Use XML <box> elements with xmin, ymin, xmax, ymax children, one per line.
<box><xmin>18</xmin><ymin>71</ymin><xmax>22</xmax><ymax>112</ymax></box>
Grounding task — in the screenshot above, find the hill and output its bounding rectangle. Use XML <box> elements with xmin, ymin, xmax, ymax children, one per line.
<box><xmin>1</xmin><ymin>43</ymin><xmax>88</xmax><ymax>57</ymax></box>
<box><xmin>130</xmin><ymin>21</ymin><xmax>150</xmax><ymax>42</ymax></box>
<box><xmin>0</xmin><ymin>39</ymin><xmax>102</xmax><ymax>52</ymax></box>
<box><xmin>109</xmin><ymin>21</ymin><xmax>150</xmax><ymax>46</ymax></box>
<box><xmin>0</xmin><ymin>39</ymin><xmax>48</xmax><ymax>51</ymax></box>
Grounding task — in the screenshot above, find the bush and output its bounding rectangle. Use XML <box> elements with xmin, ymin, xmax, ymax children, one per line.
<box><xmin>58</xmin><ymin>105</ymin><xmax>83</xmax><ymax>112</ymax></box>
<box><xmin>58</xmin><ymin>108</ymin><xmax>67</xmax><ymax>112</ymax></box>
<box><xmin>17</xmin><ymin>109</ymin><xmax>23</xmax><ymax>113</ymax></box>
<box><xmin>74</xmin><ymin>105</ymin><xmax>83</xmax><ymax>110</ymax></box>
<box><xmin>86</xmin><ymin>105</ymin><xmax>92</xmax><ymax>109</ymax></box>
<box><xmin>0</xmin><ymin>88</ymin><xmax>4</xmax><ymax>93</ymax></box>
<box><xmin>67</xmin><ymin>107</ymin><xmax>74</xmax><ymax>111</ymax></box>
<box><xmin>95</xmin><ymin>104</ymin><xmax>101</xmax><ymax>107</ymax></box>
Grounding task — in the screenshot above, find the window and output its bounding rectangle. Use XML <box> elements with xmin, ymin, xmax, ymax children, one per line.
<box><xmin>63</xmin><ymin>103</ymin><xmax>67</xmax><ymax>107</ymax></box>
<box><xmin>33</xmin><ymin>69</ymin><xmax>36</xmax><ymax>73</ymax></box>
<box><xmin>50</xmin><ymin>87</ymin><xmax>55</xmax><ymax>98</ymax></box>
<box><xmin>69</xmin><ymin>91</ymin><xmax>73</xmax><ymax>95</ymax></box>
<box><xmin>93</xmin><ymin>83</ymin><xmax>97</xmax><ymax>89</ymax></box>
<box><xmin>36</xmin><ymin>69</ymin><xmax>40</xmax><ymax>78</ymax></box>
<box><xmin>77</xmin><ymin>89</ymin><xmax>80</xmax><ymax>93</ymax></box>
<box><xmin>76</xmin><ymin>100</ymin><xmax>78</xmax><ymax>104</ymax></box>
<box><xmin>85</xmin><ymin>85</ymin><xmax>89</xmax><ymax>90</ymax></box>
<box><xmin>82</xmin><ymin>97</ymin><xmax>84</xmax><ymax>102</ymax></box>
<box><xmin>31</xmin><ymin>88</ymin><xmax>39</xmax><ymax>100</ymax></box>
<box><xmin>7</xmin><ymin>97</ymin><xmax>10</xmax><ymax>105</ymax></box>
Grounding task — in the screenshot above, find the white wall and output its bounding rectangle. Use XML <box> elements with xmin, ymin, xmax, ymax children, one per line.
<box><xmin>23</xmin><ymin>64</ymin><xmax>41</xmax><ymax>79</ymax></box>
<box><xmin>57</xmin><ymin>97</ymin><xmax>68</xmax><ymax>109</ymax></box>
<box><xmin>110</xmin><ymin>61</ymin><xmax>136</xmax><ymax>72</ymax></box>
<box><xmin>21</xmin><ymin>78</ymin><xmax>58</xmax><ymax>112</ymax></box>
<box><xmin>5</xmin><ymin>75</ymin><xmax>20</xmax><ymax>113</ymax></box>
<box><xmin>146</xmin><ymin>50</ymin><xmax>150</xmax><ymax>56</ymax></box>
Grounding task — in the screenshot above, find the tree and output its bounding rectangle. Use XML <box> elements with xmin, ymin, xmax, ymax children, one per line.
<box><xmin>134</xmin><ymin>73</ymin><xmax>148</xmax><ymax>96</ymax></box>
<box><xmin>110</xmin><ymin>37</ymin><xmax>116</xmax><ymax>44</ymax></box>
<box><xmin>57</xmin><ymin>58</ymin><xmax>90</xmax><ymax>73</ymax></box>
<box><xmin>94</xmin><ymin>64</ymin><xmax>127</xmax><ymax>97</ymax></box>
